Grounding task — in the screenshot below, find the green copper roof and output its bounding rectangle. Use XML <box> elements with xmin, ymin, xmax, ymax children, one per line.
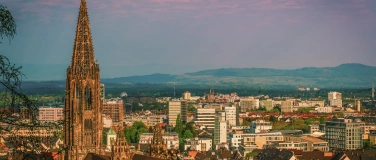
<box><xmin>107</xmin><ymin>127</ymin><xmax>117</xmax><ymax>135</ymax></box>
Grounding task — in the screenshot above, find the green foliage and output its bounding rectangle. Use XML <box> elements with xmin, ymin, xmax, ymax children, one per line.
<box><xmin>188</xmin><ymin>103</ymin><xmax>196</xmax><ymax>112</ymax></box>
<box><xmin>184</xmin><ymin>122</ymin><xmax>196</xmax><ymax>137</ymax></box>
<box><xmin>364</xmin><ymin>141</ymin><xmax>371</xmax><ymax>149</ymax></box>
<box><xmin>305</xmin><ymin>118</ymin><xmax>319</xmax><ymax>125</ymax></box>
<box><xmin>183</xmin><ymin>130</ymin><xmax>194</xmax><ymax>139</ymax></box>
<box><xmin>272</xmin><ymin>122</ymin><xmax>289</xmax><ymax>130</ymax></box>
<box><xmin>242</xmin><ymin>119</ymin><xmax>251</xmax><ymax>126</ymax></box>
<box><xmin>297</xmin><ymin>107</ymin><xmax>314</xmax><ymax>113</ymax></box>
<box><xmin>291</xmin><ymin>119</ymin><xmax>308</xmax><ymax>132</ymax></box>
<box><xmin>124</xmin><ymin>121</ymin><xmax>148</xmax><ymax>143</ymax></box>
<box><xmin>269</xmin><ymin>116</ymin><xmax>277</xmax><ymax>122</ymax></box>
<box><xmin>319</xmin><ymin>116</ymin><xmax>327</xmax><ymax>124</ymax></box>
<box><xmin>0</xmin><ymin>5</ymin><xmax>17</xmax><ymax>44</ymax></box>
<box><xmin>174</xmin><ymin>114</ymin><xmax>183</xmax><ymax>137</ymax></box>
<box><xmin>246</xmin><ymin>152</ymin><xmax>259</xmax><ymax>159</ymax></box>
<box><xmin>273</xmin><ymin>105</ymin><xmax>281</xmax><ymax>113</ymax></box>
<box><xmin>254</xmin><ymin>106</ymin><xmax>266</xmax><ymax>112</ymax></box>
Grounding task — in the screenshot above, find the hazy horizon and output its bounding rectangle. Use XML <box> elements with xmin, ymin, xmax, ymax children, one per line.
<box><xmin>1</xmin><ymin>0</ymin><xmax>376</xmax><ymax>80</ymax></box>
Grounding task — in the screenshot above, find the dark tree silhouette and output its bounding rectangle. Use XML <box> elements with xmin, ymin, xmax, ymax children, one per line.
<box><xmin>0</xmin><ymin>5</ymin><xmax>62</xmax><ymax>160</ymax></box>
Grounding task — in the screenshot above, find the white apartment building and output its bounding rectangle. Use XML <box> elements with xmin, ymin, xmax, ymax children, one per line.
<box><xmin>168</xmin><ymin>100</ymin><xmax>181</xmax><ymax>126</ymax></box>
<box><xmin>184</xmin><ymin>137</ymin><xmax>212</xmax><ymax>151</ymax></box>
<box><xmin>250</xmin><ymin>120</ymin><xmax>272</xmax><ymax>133</ymax></box>
<box><xmin>315</xmin><ymin>106</ymin><xmax>333</xmax><ymax>113</ymax></box>
<box><xmin>38</xmin><ymin>107</ymin><xmax>63</xmax><ymax>122</ymax></box>
<box><xmin>232</xmin><ymin>132</ymin><xmax>284</xmax><ymax>149</ymax></box>
<box><xmin>328</xmin><ymin>92</ymin><xmax>342</xmax><ymax>107</ymax></box>
<box><xmin>281</xmin><ymin>100</ymin><xmax>293</xmax><ymax>113</ymax></box>
<box><xmin>224</xmin><ymin>106</ymin><xmax>236</xmax><ymax>127</ymax></box>
<box><xmin>195</xmin><ymin>108</ymin><xmax>216</xmax><ymax>129</ymax></box>
<box><xmin>240</xmin><ymin>97</ymin><xmax>260</xmax><ymax>112</ymax></box>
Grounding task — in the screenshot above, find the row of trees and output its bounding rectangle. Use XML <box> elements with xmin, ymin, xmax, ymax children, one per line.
<box><xmin>174</xmin><ymin>114</ymin><xmax>195</xmax><ymax>151</ymax></box>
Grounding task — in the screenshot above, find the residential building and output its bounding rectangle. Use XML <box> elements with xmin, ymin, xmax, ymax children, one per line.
<box><xmin>103</xmin><ymin>114</ymin><xmax>113</xmax><ymax>128</ymax></box>
<box><xmin>38</xmin><ymin>107</ymin><xmax>63</xmax><ymax>122</ymax></box>
<box><xmin>315</xmin><ymin>106</ymin><xmax>333</xmax><ymax>113</ymax></box>
<box><xmin>325</xmin><ymin>118</ymin><xmax>365</xmax><ymax>150</ymax></box>
<box><xmin>238</xmin><ymin>132</ymin><xmax>284</xmax><ymax>155</ymax></box>
<box><xmin>369</xmin><ymin>129</ymin><xmax>376</xmax><ymax>145</ymax></box>
<box><xmin>328</xmin><ymin>92</ymin><xmax>342</xmax><ymax>107</ymax></box>
<box><xmin>224</xmin><ymin>106</ymin><xmax>236</xmax><ymax>127</ymax></box>
<box><xmin>168</xmin><ymin>100</ymin><xmax>181</xmax><ymax>127</ymax></box>
<box><xmin>260</xmin><ymin>99</ymin><xmax>274</xmax><ymax>111</ymax></box>
<box><xmin>103</xmin><ymin>98</ymin><xmax>124</xmax><ymax>124</ymax></box>
<box><xmin>195</xmin><ymin>108</ymin><xmax>216</xmax><ymax>129</ymax></box>
<box><xmin>250</xmin><ymin>120</ymin><xmax>272</xmax><ymax>133</ymax></box>
<box><xmin>278</xmin><ymin>136</ymin><xmax>329</xmax><ymax>151</ymax></box>
<box><xmin>281</xmin><ymin>100</ymin><xmax>293</xmax><ymax>113</ymax></box>
<box><xmin>184</xmin><ymin>138</ymin><xmax>213</xmax><ymax>151</ymax></box>
<box><xmin>232</xmin><ymin>132</ymin><xmax>284</xmax><ymax>150</ymax></box>
<box><xmin>308</xmin><ymin>125</ymin><xmax>319</xmax><ymax>134</ymax></box>
<box><xmin>240</xmin><ymin>97</ymin><xmax>260</xmax><ymax>112</ymax></box>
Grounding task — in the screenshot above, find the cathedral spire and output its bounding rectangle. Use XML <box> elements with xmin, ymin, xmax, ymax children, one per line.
<box><xmin>71</xmin><ymin>0</ymin><xmax>96</xmax><ymax>77</ymax></box>
<box><xmin>64</xmin><ymin>0</ymin><xmax>102</xmax><ymax>159</ymax></box>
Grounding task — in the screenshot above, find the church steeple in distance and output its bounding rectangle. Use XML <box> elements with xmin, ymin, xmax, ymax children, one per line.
<box><xmin>64</xmin><ymin>0</ymin><xmax>102</xmax><ymax>159</ymax></box>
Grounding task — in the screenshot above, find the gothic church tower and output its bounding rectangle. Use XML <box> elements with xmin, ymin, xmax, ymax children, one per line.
<box><xmin>64</xmin><ymin>0</ymin><xmax>102</xmax><ymax>159</ymax></box>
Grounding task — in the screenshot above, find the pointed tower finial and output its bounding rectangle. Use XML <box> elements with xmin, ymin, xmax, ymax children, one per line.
<box><xmin>71</xmin><ymin>0</ymin><xmax>96</xmax><ymax>77</ymax></box>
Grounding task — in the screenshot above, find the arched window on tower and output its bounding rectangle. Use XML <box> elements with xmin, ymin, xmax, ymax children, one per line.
<box><xmin>76</xmin><ymin>84</ymin><xmax>81</xmax><ymax>110</ymax></box>
<box><xmin>85</xmin><ymin>85</ymin><xmax>92</xmax><ymax>110</ymax></box>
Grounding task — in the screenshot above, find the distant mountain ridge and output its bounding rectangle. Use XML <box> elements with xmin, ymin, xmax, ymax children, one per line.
<box><xmin>102</xmin><ymin>63</ymin><xmax>376</xmax><ymax>87</ymax></box>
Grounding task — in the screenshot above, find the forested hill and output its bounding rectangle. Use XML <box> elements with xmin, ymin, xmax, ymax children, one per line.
<box><xmin>102</xmin><ymin>63</ymin><xmax>376</xmax><ymax>88</ymax></box>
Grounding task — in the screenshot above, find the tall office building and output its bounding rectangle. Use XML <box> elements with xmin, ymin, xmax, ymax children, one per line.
<box><xmin>124</xmin><ymin>103</ymin><xmax>132</xmax><ymax>115</ymax></box>
<box><xmin>103</xmin><ymin>99</ymin><xmax>124</xmax><ymax>124</ymax></box>
<box><xmin>182</xmin><ymin>91</ymin><xmax>191</xmax><ymax>100</ymax></box>
<box><xmin>281</xmin><ymin>100</ymin><xmax>293</xmax><ymax>113</ymax></box>
<box><xmin>63</xmin><ymin>0</ymin><xmax>103</xmax><ymax>158</ymax></box>
<box><xmin>325</xmin><ymin>118</ymin><xmax>364</xmax><ymax>150</ymax></box>
<box><xmin>181</xmin><ymin>100</ymin><xmax>188</xmax><ymax>124</ymax></box>
<box><xmin>214</xmin><ymin>112</ymin><xmax>227</xmax><ymax>147</ymax></box>
<box><xmin>328</xmin><ymin>92</ymin><xmax>343</xmax><ymax>107</ymax></box>
<box><xmin>195</xmin><ymin>108</ymin><xmax>216</xmax><ymax>129</ymax></box>
<box><xmin>224</xmin><ymin>106</ymin><xmax>236</xmax><ymax>127</ymax></box>
<box><xmin>168</xmin><ymin>100</ymin><xmax>181</xmax><ymax>127</ymax></box>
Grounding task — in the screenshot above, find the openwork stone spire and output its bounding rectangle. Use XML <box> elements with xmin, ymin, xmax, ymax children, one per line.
<box><xmin>111</xmin><ymin>126</ymin><xmax>131</xmax><ymax>160</ymax></box>
<box><xmin>71</xmin><ymin>0</ymin><xmax>96</xmax><ymax>77</ymax></box>
<box><xmin>64</xmin><ymin>0</ymin><xmax>102</xmax><ymax>159</ymax></box>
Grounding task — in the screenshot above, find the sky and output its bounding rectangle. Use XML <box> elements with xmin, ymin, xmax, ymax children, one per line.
<box><xmin>1</xmin><ymin>0</ymin><xmax>376</xmax><ymax>80</ymax></box>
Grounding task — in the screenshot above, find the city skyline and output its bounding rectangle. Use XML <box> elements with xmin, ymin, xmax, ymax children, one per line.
<box><xmin>1</xmin><ymin>0</ymin><xmax>376</xmax><ymax>80</ymax></box>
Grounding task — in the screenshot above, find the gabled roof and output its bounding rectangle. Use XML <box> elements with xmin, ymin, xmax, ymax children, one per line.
<box><xmin>107</xmin><ymin>127</ymin><xmax>117</xmax><ymax>135</ymax></box>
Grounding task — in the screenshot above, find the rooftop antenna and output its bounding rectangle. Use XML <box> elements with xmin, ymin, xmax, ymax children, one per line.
<box><xmin>173</xmin><ymin>82</ymin><xmax>176</xmax><ymax>98</ymax></box>
<box><xmin>372</xmin><ymin>83</ymin><xmax>375</xmax><ymax>100</ymax></box>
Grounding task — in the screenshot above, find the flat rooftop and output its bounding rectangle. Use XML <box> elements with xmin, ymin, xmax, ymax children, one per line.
<box><xmin>301</xmin><ymin>136</ymin><xmax>326</xmax><ymax>143</ymax></box>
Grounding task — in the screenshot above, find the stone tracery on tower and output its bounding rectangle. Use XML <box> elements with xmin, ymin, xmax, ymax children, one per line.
<box><xmin>64</xmin><ymin>0</ymin><xmax>102</xmax><ymax>159</ymax></box>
